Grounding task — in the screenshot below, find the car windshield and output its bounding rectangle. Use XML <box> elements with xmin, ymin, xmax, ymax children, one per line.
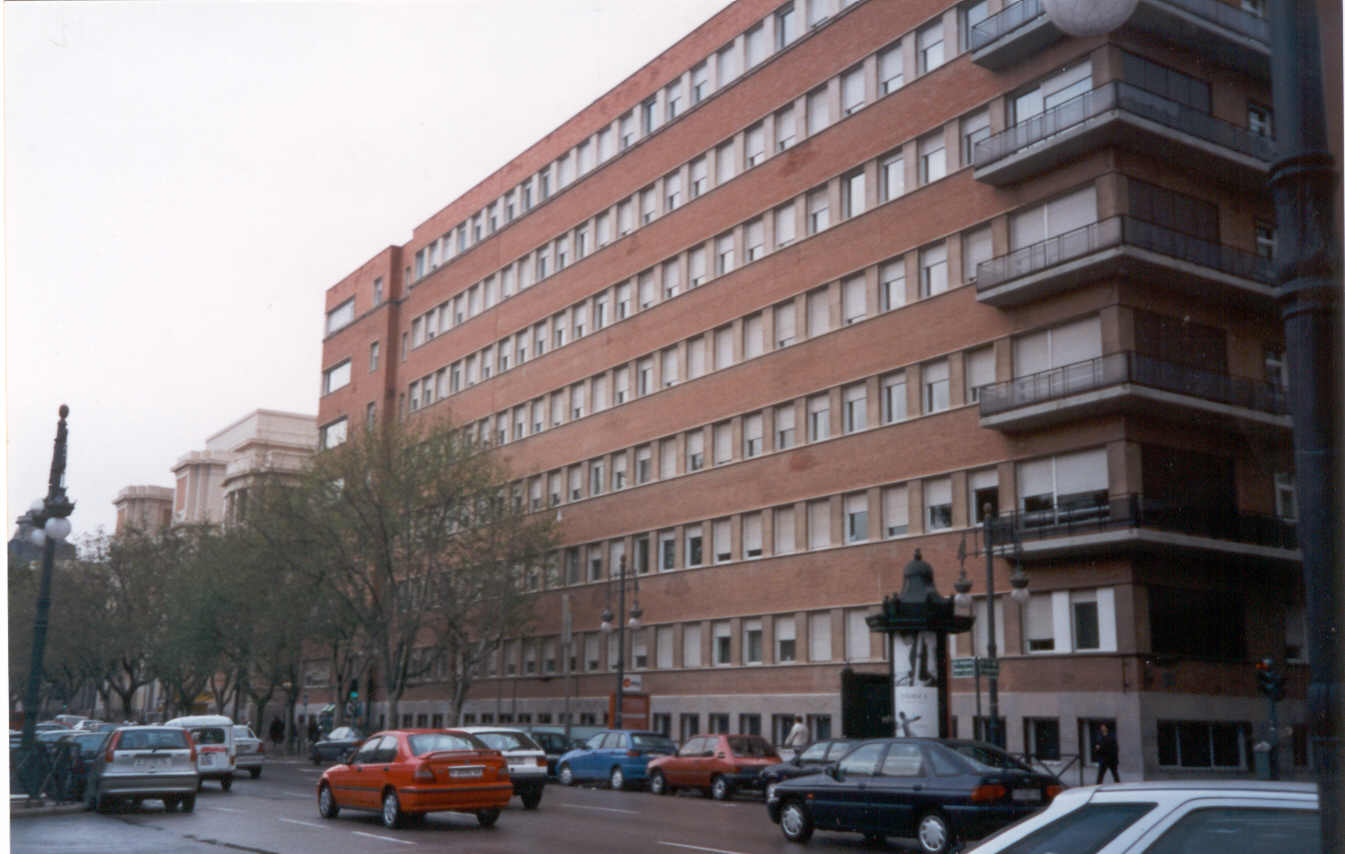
<box><xmin>409</xmin><ymin>733</ymin><xmax>486</xmax><ymax>755</ymax></box>
<box><xmin>475</xmin><ymin>731</ymin><xmax>541</xmax><ymax>751</ymax></box>
<box><xmin>232</xmin><ymin>726</ymin><xmax>256</xmax><ymax>739</ymax></box>
<box><xmin>985</xmin><ymin>803</ymin><xmax>1159</xmax><ymax>854</ymax></box>
<box><xmin>72</xmin><ymin>733</ymin><xmax>108</xmax><ymax>751</ymax></box>
<box><xmin>728</xmin><ymin>736</ymin><xmax>777</xmax><ymax>757</ymax></box>
<box><xmin>119</xmin><ymin>729</ymin><xmax>190</xmax><ymax>750</ymax></box>
<box><xmin>190</xmin><ymin>727</ymin><xmax>227</xmax><ymax>745</ymax></box>
<box><xmin>632</xmin><ymin>734</ymin><xmax>676</xmax><ymax>752</ymax></box>
<box><xmin>327</xmin><ymin>727</ymin><xmax>359</xmax><ymax>741</ymax></box>
<box><xmin>952</xmin><ymin>743</ymin><xmax>1034</xmax><ymax>772</ymax></box>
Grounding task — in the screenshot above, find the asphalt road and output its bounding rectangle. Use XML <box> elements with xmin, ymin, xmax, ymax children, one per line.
<box><xmin>11</xmin><ymin>759</ymin><xmax>933</xmax><ymax>854</ymax></box>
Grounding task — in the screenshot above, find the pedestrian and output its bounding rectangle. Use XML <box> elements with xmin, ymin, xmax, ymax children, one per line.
<box><xmin>308</xmin><ymin>718</ymin><xmax>320</xmax><ymax>746</ymax></box>
<box><xmin>1094</xmin><ymin>723</ymin><xmax>1120</xmax><ymax>783</ymax></box>
<box><xmin>269</xmin><ymin>717</ymin><xmax>285</xmax><ymax>751</ymax></box>
<box><xmin>784</xmin><ymin>715</ymin><xmax>809</xmax><ymax>759</ymax></box>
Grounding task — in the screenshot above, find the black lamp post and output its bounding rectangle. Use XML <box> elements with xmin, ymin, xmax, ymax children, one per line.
<box><xmin>1268</xmin><ymin>3</ymin><xmax>1341</xmax><ymax>851</ymax></box>
<box><xmin>952</xmin><ymin>507</ymin><xmax>1029</xmax><ymax>748</ymax></box>
<box><xmin>20</xmin><ymin>405</ymin><xmax>76</xmax><ymax>764</ymax></box>
<box><xmin>600</xmin><ymin>556</ymin><xmax>641</xmax><ymax>729</ymax></box>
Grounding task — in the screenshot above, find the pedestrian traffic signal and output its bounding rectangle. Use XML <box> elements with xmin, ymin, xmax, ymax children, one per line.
<box><xmin>349</xmin><ymin>678</ymin><xmax>359</xmax><ymax>700</ymax></box>
<box><xmin>1256</xmin><ymin>657</ymin><xmax>1286</xmax><ymax>702</ymax></box>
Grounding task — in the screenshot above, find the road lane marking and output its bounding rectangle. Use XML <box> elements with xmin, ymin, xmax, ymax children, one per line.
<box><xmin>278</xmin><ymin>818</ymin><xmax>327</xmax><ymax>829</ymax></box>
<box><xmin>561</xmin><ymin>803</ymin><xmax>641</xmax><ymax>815</ymax></box>
<box><xmin>352</xmin><ymin>830</ymin><xmax>417</xmax><ymax>845</ymax></box>
<box><xmin>658</xmin><ymin>843</ymin><xmax>749</xmax><ymax>854</ymax></box>
<box><xmin>202</xmin><ymin>805</ymin><xmax>243</xmax><ymax>813</ymax></box>
<box><xmin>279</xmin><ymin>790</ymin><xmax>311</xmax><ymax>797</ymax></box>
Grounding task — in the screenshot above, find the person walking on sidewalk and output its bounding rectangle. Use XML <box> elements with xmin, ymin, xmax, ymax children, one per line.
<box><xmin>783</xmin><ymin>716</ymin><xmax>809</xmax><ymax>760</ymax></box>
<box><xmin>1094</xmin><ymin>723</ymin><xmax>1120</xmax><ymax>784</ymax></box>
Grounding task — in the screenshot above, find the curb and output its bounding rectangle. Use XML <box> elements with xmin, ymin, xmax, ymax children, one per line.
<box><xmin>10</xmin><ymin>801</ymin><xmax>87</xmax><ymax>819</ymax></box>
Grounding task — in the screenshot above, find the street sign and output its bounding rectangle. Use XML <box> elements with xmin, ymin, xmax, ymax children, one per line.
<box><xmin>951</xmin><ymin>657</ymin><xmax>977</xmax><ymax>678</ymax></box>
<box><xmin>621</xmin><ymin>674</ymin><xmax>643</xmax><ymax>691</ymax></box>
<box><xmin>977</xmin><ymin>657</ymin><xmax>999</xmax><ymax>677</ymax></box>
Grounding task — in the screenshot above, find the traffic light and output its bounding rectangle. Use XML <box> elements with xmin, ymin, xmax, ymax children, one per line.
<box><xmin>349</xmin><ymin>678</ymin><xmax>359</xmax><ymax>701</ymax></box>
<box><xmin>1256</xmin><ymin>658</ymin><xmax>1286</xmax><ymax>702</ymax></box>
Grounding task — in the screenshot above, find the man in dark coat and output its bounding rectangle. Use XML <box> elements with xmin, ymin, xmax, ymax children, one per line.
<box><xmin>1094</xmin><ymin>723</ymin><xmax>1120</xmax><ymax>783</ymax></box>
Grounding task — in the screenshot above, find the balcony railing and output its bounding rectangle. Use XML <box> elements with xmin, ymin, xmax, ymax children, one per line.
<box><xmin>975</xmin><ymin>215</ymin><xmax>1272</xmax><ymax>291</ymax></box>
<box><xmin>1156</xmin><ymin>0</ymin><xmax>1269</xmax><ymax>44</ymax></box>
<box><xmin>978</xmin><ymin>351</ymin><xmax>1288</xmax><ymax>417</ymax></box>
<box><xmin>969</xmin><ymin>0</ymin><xmax>1043</xmax><ymax>51</ymax></box>
<box><xmin>974</xmin><ymin>81</ymin><xmax>1274</xmax><ymax>169</ymax></box>
<box><xmin>993</xmin><ymin>493</ymin><xmax>1298</xmax><ymax>551</ymax></box>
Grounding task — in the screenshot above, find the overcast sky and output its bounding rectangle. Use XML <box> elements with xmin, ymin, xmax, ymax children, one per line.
<box><xmin>5</xmin><ymin>0</ymin><xmax>732</xmax><ymax>542</ymax></box>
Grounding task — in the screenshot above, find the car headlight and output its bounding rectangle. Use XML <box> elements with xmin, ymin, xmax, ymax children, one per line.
<box><xmin>766</xmin><ymin>782</ymin><xmax>779</xmax><ymax>802</ymax></box>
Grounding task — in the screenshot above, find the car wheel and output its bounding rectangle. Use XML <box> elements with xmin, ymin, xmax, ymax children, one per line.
<box><xmin>180</xmin><ymin>794</ymin><xmax>196</xmax><ymax>813</ymax></box>
<box><xmin>558</xmin><ymin>763</ymin><xmax>575</xmax><ymax>786</ymax></box>
<box><xmin>649</xmin><ymin>771</ymin><xmax>669</xmax><ymax>796</ymax></box>
<box><xmin>84</xmin><ymin>782</ymin><xmax>98</xmax><ymax>812</ymax></box>
<box><xmin>609</xmin><ymin>766</ymin><xmax>625</xmax><ymax>790</ymax></box>
<box><xmin>476</xmin><ymin>807</ymin><xmax>501</xmax><ymax>827</ymax></box>
<box><xmin>710</xmin><ymin>775</ymin><xmax>732</xmax><ymax>801</ymax></box>
<box><xmin>221</xmin><ymin>775</ymin><xmax>233</xmax><ymax>792</ymax></box>
<box><xmin>521</xmin><ymin>788</ymin><xmax>543</xmax><ymax>810</ymax></box>
<box><xmin>163</xmin><ymin>796</ymin><xmax>180</xmax><ymax>812</ymax></box>
<box><xmin>382</xmin><ymin>790</ymin><xmax>404</xmax><ymax>829</ymax></box>
<box><xmin>917</xmin><ymin>810</ymin><xmax>952</xmax><ymax>854</ymax></box>
<box><xmin>318</xmin><ymin>783</ymin><xmax>340</xmax><ymax>819</ymax></box>
<box><xmin>780</xmin><ymin>800</ymin><xmax>814</xmax><ymax>843</ymax></box>
<box><xmin>249</xmin><ymin>767</ymin><xmax>261</xmax><ymax>779</ymax></box>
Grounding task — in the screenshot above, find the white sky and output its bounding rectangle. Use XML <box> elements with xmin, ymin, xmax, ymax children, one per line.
<box><xmin>5</xmin><ymin>0</ymin><xmax>732</xmax><ymax>541</ymax></box>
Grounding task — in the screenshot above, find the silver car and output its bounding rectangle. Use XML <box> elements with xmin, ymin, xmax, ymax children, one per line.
<box><xmin>84</xmin><ymin>726</ymin><xmax>199</xmax><ymax>812</ymax></box>
<box><xmin>457</xmin><ymin>726</ymin><xmax>548</xmax><ymax>809</ymax></box>
<box><xmin>232</xmin><ymin>725</ymin><xmax>264</xmax><ymax>778</ymax></box>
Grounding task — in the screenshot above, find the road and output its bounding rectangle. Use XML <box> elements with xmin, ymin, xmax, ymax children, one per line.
<box><xmin>11</xmin><ymin>759</ymin><xmax>931</xmax><ymax>854</ymax></box>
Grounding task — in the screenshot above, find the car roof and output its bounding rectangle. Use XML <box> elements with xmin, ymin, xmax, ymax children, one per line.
<box><xmin>165</xmin><ymin>715</ymin><xmax>234</xmax><ymax>726</ymax></box>
<box><xmin>1089</xmin><ymin>780</ymin><xmax>1317</xmax><ymax>796</ymax></box>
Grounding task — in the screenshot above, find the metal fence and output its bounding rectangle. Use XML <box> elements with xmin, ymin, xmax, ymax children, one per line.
<box><xmin>968</xmin><ymin>0</ymin><xmax>1268</xmax><ymax>55</ymax></box>
<box><xmin>10</xmin><ymin>741</ymin><xmax>86</xmax><ymax>803</ymax></box>
<box><xmin>968</xmin><ymin>0</ymin><xmax>1043</xmax><ymax>51</ymax></box>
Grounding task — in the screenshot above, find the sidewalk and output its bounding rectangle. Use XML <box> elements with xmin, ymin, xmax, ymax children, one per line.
<box><xmin>10</xmin><ymin>794</ymin><xmax>86</xmax><ymax>820</ymax></box>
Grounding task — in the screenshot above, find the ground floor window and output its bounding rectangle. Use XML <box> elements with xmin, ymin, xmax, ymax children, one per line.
<box><xmin>808</xmin><ymin>714</ymin><xmax>832</xmax><ymax>740</ymax></box>
<box><xmin>1157</xmin><ymin>720</ymin><xmax>1250</xmax><ymax>769</ymax></box>
<box><xmin>708</xmin><ymin>713</ymin><xmax>730</xmax><ymax>734</ymax></box>
<box><xmin>430</xmin><ymin>714</ymin><xmax>442</xmax><ymax>728</ymax></box>
<box><xmin>652</xmin><ymin>713</ymin><xmax>671</xmax><ymax>736</ymax></box>
<box><xmin>1079</xmin><ymin>718</ymin><xmax>1116</xmax><ymax>766</ymax></box>
<box><xmin>973</xmin><ymin>716</ymin><xmax>1007</xmax><ymax>747</ymax></box>
<box><xmin>1025</xmin><ymin>717</ymin><xmax>1060</xmax><ymax>760</ymax></box>
<box><xmin>579</xmin><ymin>712</ymin><xmax>597</xmax><ymax>726</ymax></box>
<box><xmin>679</xmin><ymin>713</ymin><xmax>700</xmax><ymax>741</ymax></box>
<box><xmin>739</xmin><ymin>713</ymin><xmax>762</xmax><ymax>735</ymax></box>
<box><xmin>415</xmin><ymin>714</ymin><xmax>427</xmax><ymax>727</ymax></box>
<box><xmin>479</xmin><ymin>713</ymin><xmax>493</xmax><ymax>724</ymax></box>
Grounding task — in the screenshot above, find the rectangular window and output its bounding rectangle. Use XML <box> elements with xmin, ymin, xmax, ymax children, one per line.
<box><xmin>713</xmin><ymin>519</ymin><xmax>731</xmax><ymax>563</ymax></box>
<box><xmin>843</xmin><ymin>384</ymin><xmax>867</xmax><ymax>433</ymax></box>
<box><xmin>920</xmin><ymin>242</ymin><xmax>948</xmax><ymax>296</ymax></box>
<box><xmin>322</xmin><ymin>360</ymin><xmax>351</xmax><ymax>395</ymax></box>
<box><xmin>775</xmin><ymin>403</ymin><xmax>796</xmax><ymax>448</ymax></box>
<box><xmin>776</xmin><ymin>615</ymin><xmax>796</xmax><ymax>661</ymax></box>
<box><xmin>689</xmin><ymin>157</ymin><xmax>708</xmax><ymax>199</ymax></box>
<box><xmin>807</xmin><ymin>394</ymin><xmax>830</xmax><ymax>442</ymax></box>
<box><xmin>641</xmin><ymin>186</ymin><xmax>657</xmax><ymax>224</ymax></box>
<box><xmin>743</xmin><ymin>619</ymin><xmax>763</xmax><ymax>664</ymax></box>
<box><xmin>746</xmin><ymin>123</ymin><xmax>765</xmax><ymax>166</ymax></box>
<box><xmin>664</xmin><ymin>171</ymin><xmax>682</xmax><ymax>210</ymax></box>
<box><xmin>969</xmin><ymin>467</ymin><xmax>999</xmax><ymax>523</ymax></box>
<box><xmin>636</xmin><ymin>445</ymin><xmax>652</xmax><ymax>484</ymax></box>
<box><xmin>842</xmin><ymin>66</ymin><xmax>865</xmax><ymax>114</ymax></box>
<box><xmin>326</xmin><ymin>298</ymin><xmax>355</xmax><ymax>334</ymax></box>
<box><xmin>808</xmin><ymin>499</ymin><xmax>831</xmax><ymax>549</ymax></box>
<box><xmin>880</xmin><ymin>258</ymin><xmax>906</xmax><ymax>311</ymax></box>
<box><xmin>662</xmin><ymin>347</ymin><xmax>679</xmax><ymax>387</ymax></box>
<box><xmin>716</xmin><ymin>141</ymin><xmax>735</xmax><ymax>184</ymax></box>
<box><xmin>717</xmin><ymin>41</ymin><xmax>739</xmax><ymax>84</ymax></box>
<box><xmin>634</xmin><ymin>535</ymin><xmax>650</xmax><ymax>573</ymax></box>
<box><xmin>641</xmin><ymin>97</ymin><xmax>659</xmax><ymax>135</ymax></box>
<box><xmin>809</xmin><ymin>612</ymin><xmax>831</xmax><ymax>661</ymax></box>
<box><xmin>683</xmin><ymin>626</ymin><xmax>701</xmax><ymax>668</ymax></box>
<box><xmin>961</xmin><ymin>109</ymin><xmax>991</xmax><ymax>166</ymax></box>
<box><xmin>882</xmin><ymin>371</ymin><xmax>908</xmax><ymax>423</ymax></box>
<box><xmin>743</xmin><ymin>512</ymin><xmax>763</xmax><ymax>558</ymax></box>
<box><xmin>917</xmin><ymin>21</ymin><xmax>944</xmax><ymax>73</ymax></box>
<box><xmin>686</xmin><ymin>430</ymin><xmax>705</xmax><ymax>472</ymax></box>
<box><xmin>777</xmin><ymin>2</ymin><xmax>799</xmax><ymax>47</ymax></box>
<box><xmin>1158</xmin><ymin>721</ymin><xmax>1249</xmax><ymax>769</ymax></box>
<box><xmin>691</xmin><ymin>62</ymin><xmax>709</xmax><ymax>104</ymax></box>
<box><xmin>713</xmin><ymin>326</ymin><xmax>733</xmax><ymax>369</ymax></box>
<box><xmin>665</xmin><ymin>81</ymin><xmax>683</xmax><ymax>122</ymax></box>
<box><xmin>842</xmin><ymin>275</ymin><xmax>866</xmax><ymax>324</ymax></box>
<box><xmin>659</xmin><ymin>530</ymin><xmax>677</xmax><ymax>570</ymax></box>
<box><xmin>774</xmin><ymin>506</ymin><xmax>796</xmax><ymax>555</ymax></box>
<box><xmin>846</xmin><ymin>609</ymin><xmax>871</xmax><ymax>660</ymax></box>
<box><xmin>744</xmin><ymin>412</ymin><xmax>763</xmax><ymax>458</ymax></box>
<box><xmin>806</xmin><ymin>288</ymin><xmax>830</xmax><ymax>337</ymax></box>
<box><xmin>923</xmin><ymin>359</ymin><xmax>949</xmax><ymax>413</ymax></box>
<box><xmin>806</xmin><ymin>87</ymin><xmax>830</xmax><ymax>135</ymax></box>
<box><xmin>925</xmin><ymin>477</ymin><xmax>952</xmax><ymax>530</ymax></box>
<box><xmin>807</xmin><ymin>188</ymin><xmax>830</xmax><ymax>234</ymax></box>
<box><xmin>775</xmin><ymin>204</ymin><xmax>797</xmax><ymax>247</ymax></box>
<box><xmin>776</xmin><ymin>104</ymin><xmax>797</xmax><ymax>151</ymax></box>
<box><xmin>656</xmin><ymin>626</ymin><xmax>675</xmax><ymax>669</ymax></box>
<box><xmin>883</xmin><ymin>485</ymin><xmax>909</xmax><ymax>536</ymax></box>
<box><xmin>845</xmin><ymin>493</ymin><xmax>869</xmax><ymax>542</ymax></box>
<box><xmin>744</xmin><ymin>313</ymin><xmax>764</xmax><ymax>358</ymax></box>
<box><xmin>713</xmin><ymin>621</ymin><xmax>732</xmax><ymax>665</ymax></box>
<box><xmin>965</xmin><ymin>346</ymin><xmax>995</xmax><ymax>402</ymax></box>
<box><xmin>1016</xmin><ymin>447</ymin><xmax>1109</xmax><ymax>520</ymax></box>
<box><xmin>319</xmin><ymin>417</ymin><xmax>348</xmax><ymax>449</ymax></box>
<box><xmin>919</xmin><ymin>131</ymin><xmax>946</xmax><ymax>184</ymax></box>
<box><xmin>657</xmin><ymin>437</ymin><xmax>674</xmax><ymax>476</ymax></box>
<box><xmin>878</xmin><ymin>42</ymin><xmax>903</xmax><ymax>94</ymax></box>
<box><xmin>589</xmin><ymin>459</ymin><xmax>605</xmax><ymax>496</ymax></box>
<box><xmin>637</xmin><ymin>357</ymin><xmax>653</xmax><ymax>396</ymax></box>
<box><xmin>744</xmin><ymin>218</ymin><xmax>764</xmax><ymax>262</ymax></box>
<box><xmin>619</xmin><ymin>112</ymin><xmax>635</xmax><ymax>150</ymax></box>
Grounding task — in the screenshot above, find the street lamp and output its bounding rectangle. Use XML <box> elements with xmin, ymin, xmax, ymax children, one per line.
<box><xmin>19</xmin><ymin>406</ymin><xmax>76</xmax><ymax>777</ymax></box>
<box><xmin>600</xmin><ymin>556</ymin><xmax>641</xmax><ymax>729</ymax></box>
<box><xmin>951</xmin><ymin>505</ymin><xmax>1028</xmax><ymax>748</ymax></box>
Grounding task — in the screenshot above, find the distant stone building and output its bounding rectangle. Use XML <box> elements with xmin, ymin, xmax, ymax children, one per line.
<box><xmin>113</xmin><ymin>485</ymin><xmax>174</xmax><ymax>535</ymax></box>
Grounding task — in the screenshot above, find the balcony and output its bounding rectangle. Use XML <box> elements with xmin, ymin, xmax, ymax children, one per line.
<box><xmin>972</xmin><ymin>82</ymin><xmax>1273</xmax><ymax>187</ymax></box>
<box><xmin>971</xmin><ymin>0</ymin><xmax>1268</xmax><ymax>78</ymax></box>
<box><xmin>990</xmin><ymin>494</ymin><xmax>1298</xmax><ymax>560</ymax></box>
<box><xmin>978</xmin><ymin>350</ymin><xmax>1290</xmax><ymax>433</ymax></box>
<box><xmin>974</xmin><ymin>215</ymin><xmax>1274</xmax><ymax>307</ymax></box>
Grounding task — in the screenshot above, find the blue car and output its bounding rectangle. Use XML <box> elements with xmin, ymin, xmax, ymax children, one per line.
<box><xmin>555</xmin><ymin>730</ymin><xmax>677</xmax><ymax>790</ymax></box>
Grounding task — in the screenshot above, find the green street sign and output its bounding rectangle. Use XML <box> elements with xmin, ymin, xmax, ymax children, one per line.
<box><xmin>951</xmin><ymin>657</ymin><xmax>977</xmax><ymax>678</ymax></box>
<box><xmin>977</xmin><ymin>657</ymin><xmax>999</xmax><ymax>677</ymax></box>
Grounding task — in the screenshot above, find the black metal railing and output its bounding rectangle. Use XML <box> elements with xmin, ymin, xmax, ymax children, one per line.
<box><xmin>991</xmin><ymin>494</ymin><xmax>1297</xmax><ymax>551</ymax></box>
<box><xmin>1011</xmin><ymin>751</ymin><xmax>1085</xmax><ymax>787</ymax></box>
<box><xmin>974</xmin><ymin>81</ymin><xmax>1275</xmax><ymax>168</ymax></box>
<box><xmin>975</xmin><ymin>215</ymin><xmax>1272</xmax><ymax>290</ymax></box>
<box><xmin>978</xmin><ymin>351</ymin><xmax>1288</xmax><ymax>417</ymax></box>
<box><xmin>969</xmin><ymin>0</ymin><xmax>1043</xmax><ymax>51</ymax></box>
<box><xmin>1158</xmin><ymin>0</ymin><xmax>1270</xmax><ymax>44</ymax></box>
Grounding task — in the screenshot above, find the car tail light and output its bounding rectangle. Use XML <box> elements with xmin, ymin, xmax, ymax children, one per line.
<box><xmin>626</xmin><ymin>750</ymin><xmax>641</xmax><ymax>758</ymax></box>
<box><xmin>536</xmin><ymin>757</ymin><xmax>548</xmax><ymax>767</ymax></box>
<box><xmin>1046</xmin><ymin>784</ymin><xmax>1063</xmax><ymax>800</ymax></box>
<box><xmin>971</xmin><ymin>784</ymin><xmax>1008</xmax><ymax>803</ymax></box>
<box><xmin>105</xmin><ymin>733</ymin><xmax>120</xmax><ymax>762</ymax></box>
<box><xmin>414</xmin><ymin>763</ymin><xmax>434</xmax><ymax>782</ymax></box>
<box><xmin>184</xmin><ymin>731</ymin><xmax>196</xmax><ymax>763</ymax></box>
<box><xmin>258</xmin><ymin>741</ymin><xmax>264</xmax><ymax>754</ymax></box>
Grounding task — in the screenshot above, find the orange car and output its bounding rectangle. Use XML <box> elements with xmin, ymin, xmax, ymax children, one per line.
<box><xmin>647</xmin><ymin>733</ymin><xmax>781</xmax><ymax>800</ymax></box>
<box><xmin>317</xmin><ymin>729</ymin><xmax>512</xmax><ymax>829</ymax></box>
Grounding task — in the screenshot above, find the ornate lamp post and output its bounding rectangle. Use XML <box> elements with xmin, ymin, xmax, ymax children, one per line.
<box><xmin>600</xmin><ymin>556</ymin><xmax>641</xmax><ymax>728</ymax></box>
<box><xmin>20</xmin><ymin>406</ymin><xmax>76</xmax><ymax>763</ymax></box>
<box><xmin>952</xmin><ymin>507</ymin><xmax>1029</xmax><ymax>747</ymax></box>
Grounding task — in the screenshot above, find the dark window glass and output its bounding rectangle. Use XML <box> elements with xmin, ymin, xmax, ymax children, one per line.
<box><xmin>1121</xmin><ymin>51</ymin><xmax>1210</xmax><ymax>112</ymax></box>
<box><xmin>1133</xmin><ymin>310</ymin><xmax>1228</xmax><ymax>372</ymax></box>
<box><xmin>1149</xmin><ymin>586</ymin><xmax>1246</xmax><ymax>660</ymax></box>
<box><xmin>838</xmin><ymin>742</ymin><xmax>885</xmax><ymax>777</ymax></box>
<box><xmin>1127</xmin><ymin>178</ymin><xmax>1220</xmax><ymax>242</ymax></box>
<box><xmin>1147</xmin><ymin>808</ymin><xmax>1320</xmax><ymax>854</ymax></box>
<box><xmin>1028</xmin><ymin>719</ymin><xmax>1061</xmax><ymax>760</ymax></box>
<box><xmin>998</xmin><ymin>804</ymin><xmax>1159</xmax><ymax>854</ymax></box>
<box><xmin>1178</xmin><ymin>722</ymin><xmax>1212</xmax><ymax>767</ymax></box>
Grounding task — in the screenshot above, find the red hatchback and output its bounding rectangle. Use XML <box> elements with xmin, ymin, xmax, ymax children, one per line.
<box><xmin>317</xmin><ymin>730</ymin><xmax>512</xmax><ymax>830</ymax></box>
<box><xmin>647</xmin><ymin>734</ymin><xmax>781</xmax><ymax>800</ymax></box>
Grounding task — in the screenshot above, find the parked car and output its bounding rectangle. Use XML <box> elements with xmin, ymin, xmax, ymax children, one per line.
<box><xmin>768</xmin><ymin>738</ymin><xmax>1063</xmax><ymax>853</ymax></box>
<box><xmin>83</xmin><ymin>725</ymin><xmax>199</xmax><ymax>813</ymax></box>
<box><xmin>648</xmin><ymin>733</ymin><xmax>782</xmax><ymax>800</ymax></box>
<box><xmin>311</xmin><ymin>725</ymin><xmax>364</xmax><ymax>764</ymax></box>
<box><xmin>165</xmin><ymin>714</ymin><xmax>237</xmax><ymax>791</ymax></box>
<box><xmin>760</xmin><ymin>737</ymin><xmax>859</xmax><ymax>803</ymax></box>
<box><xmin>316</xmin><ymin>729</ymin><xmax>512</xmax><ymax>829</ymax></box>
<box><xmin>458</xmin><ymin>727</ymin><xmax>548</xmax><ymax>809</ymax></box>
<box><xmin>962</xmin><ymin>781</ymin><xmax>1319</xmax><ymax>854</ymax></box>
<box><xmin>58</xmin><ymin>730</ymin><xmax>111</xmax><ymax>800</ymax></box>
<box><xmin>525</xmin><ymin>729</ymin><xmax>579</xmax><ymax>776</ymax></box>
<box><xmin>232</xmin><ymin>725</ymin><xmax>264</xmax><ymax>778</ymax></box>
<box><xmin>555</xmin><ymin>729</ymin><xmax>677</xmax><ymax>790</ymax></box>
<box><xmin>73</xmin><ymin>719</ymin><xmax>106</xmax><ymax>732</ymax></box>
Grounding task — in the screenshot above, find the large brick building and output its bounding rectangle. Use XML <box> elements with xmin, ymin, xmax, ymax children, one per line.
<box><xmin>316</xmin><ymin>0</ymin><xmax>1316</xmax><ymax>780</ymax></box>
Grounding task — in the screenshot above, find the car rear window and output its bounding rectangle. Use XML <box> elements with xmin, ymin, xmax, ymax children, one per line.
<box><xmin>951</xmin><ymin>743</ymin><xmax>1033</xmax><ymax>772</ymax></box>
<box><xmin>327</xmin><ymin>727</ymin><xmax>359</xmax><ymax>741</ymax></box>
<box><xmin>118</xmin><ymin>730</ymin><xmax>190</xmax><ymax>750</ymax></box>
<box><xmin>475</xmin><ymin>732</ymin><xmax>541</xmax><ymax>752</ymax></box>
<box><xmin>632</xmin><ymin>734</ymin><xmax>676</xmax><ymax>752</ymax></box>
<box><xmin>73</xmin><ymin>733</ymin><xmax>108</xmax><ymax>751</ymax></box>
<box><xmin>409</xmin><ymin>733</ymin><xmax>486</xmax><ymax>755</ymax></box>
<box><xmin>993</xmin><ymin>803</ymin><xmax>1157</xmax><ymax>854</ymax></box>
<box><xmin>728</xmin><ymin>736</ymin><xmax>777</xmax><ymax>757</ymax></box>
<box><xmin>1144</xmin><ymin>807</ymin><xmax>1320</xmax><ymax>854</ymax></box>
<box><xmin>191</xmin><ymin>727</ymin><xmax>227</xmax><ymax>745</ymax></box>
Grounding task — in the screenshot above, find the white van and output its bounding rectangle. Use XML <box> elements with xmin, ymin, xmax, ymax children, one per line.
<box><xmin>166</xmin><ymin>714</ymin><xmax>237</xmax><ymax>790</ymax></box>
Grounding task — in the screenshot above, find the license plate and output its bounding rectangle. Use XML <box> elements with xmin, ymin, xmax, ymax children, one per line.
<box><xmin>1012</xmin><ymin>789</ymin><xmax>1041</xmax><ymax>802</ymax></box>
<box><xmin>134</xmin><ymin>757</ymin><xmax>170</xmax><ymax>770</ymax></box>
<box><xmin>449</xmin><ymin>765</ymin><xmax>484</xmax><ymax>779</ymax></box>
<box><xmin>201</xmin><ymin>755</ymin><xmax>215</xmax><ymax>767</ymax></box>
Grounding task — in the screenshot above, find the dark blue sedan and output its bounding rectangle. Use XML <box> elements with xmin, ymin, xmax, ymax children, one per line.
<box><xmin>555</xmin><ymin>730</ymin><xmax>676</xmax><ymax>789</ymax></box>
<box><xmin>767</xmin><ymin>738</ymin><xmax>1063</xmax><ymax>853</ymax></box>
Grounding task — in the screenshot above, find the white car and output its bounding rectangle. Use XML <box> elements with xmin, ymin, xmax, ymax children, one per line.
<box><xmin>457</xmin><ymin>726</ymin><xmax>548</xmax><ymax>809</ymax></box>
<box><xmin>165</xmin><ymin>714</ymin><xmax>237</xmax><ymax>791</ymax></box>
<box><xmin>963</xmin><ymin>781</ymin><xmax>1319</xmax><ymax>854</ymax></box>
<box><xmin>232</xmin><ymin>725</ymin><xmax>264</xmax><ymax>778</ymax></box>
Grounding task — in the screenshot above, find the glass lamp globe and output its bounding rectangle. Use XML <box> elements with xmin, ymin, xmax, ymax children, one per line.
<box><xmin>1011</xmin><ymin>584</ymin><xmax>1031</xmax><ymax>605</ymax></box>
<box><xmin>628</xmin><ymin>615</ymin><xmax>641</xmax><ymax>630</ymax></box>
<box><xmin>953</xmin><ymin>590</ymin><xmax>973</xmax><ymax>616</ymax></box>
<box><xmin>30</xmin><ymin>499</ymin><xmax>45</xmax><ymax>514</ymax></box>
<box><xmin>600</xmin><ymin>619</ymin><xmax>613</xmax><ymax>633</ymax></box>
<box><xmin>29</xmin><ymin>528</ymin><xmax>46</xmax><ymax>547</ymax></box>
<box><xmin>1042</xmin><ymin>0</ymin><xmax>1138</xmax><ymax>36</ymax></box>
<box><xmin>45</xmin><ymin>517</ymin><xmax>72</xmax><ymax>541</ymax></box>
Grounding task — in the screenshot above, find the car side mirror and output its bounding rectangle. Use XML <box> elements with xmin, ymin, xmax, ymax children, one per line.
<box><xmin>825</xmin><ymin>764</ymin><xmax>841</xmax><ymax>780</ymax></box>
